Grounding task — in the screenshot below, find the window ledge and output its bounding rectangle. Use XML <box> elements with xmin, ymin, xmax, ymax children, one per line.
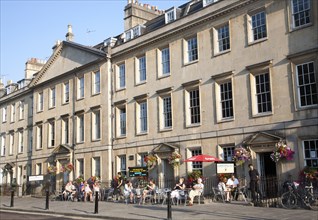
<box><xmin>214</xmin><ymin>49</ymin><xmax>231</xmax><ymax>57</ymax></box>
<box><xmin>290</xmin><ymin>23</ymin><xmax>313</xmax><ymax>33</ymax></box>
<box><xmin>116</xmin><ymin>135</ymin><xmax>127</xmax><ymax>140</ymax></box>
<box><xmin>186</xmin><ymin>123</ymin><xmax>201</xmax><ymax>128</ymax></box>
<box><xmin>18</xmin><ymin>118</ymin><xmax>24</xmax><ymax>121</ymax></box>
<box><xmin>158</xmin><ymin>73</ymin><xmax>171</xmax><ymax>80</ymax></box>
<box><xmin>252</xmin><ymin>112</ymin><xmax>273</xmax><ymax>118</ymax></box>
<box><xmin>77</xmin><ymin>97</ymin><xmax>84</xmax><ymax>101</ymax></box>
<box><xmin>136</xmin><ymin>81</ymin><xmax>147</xmax><ymax>86</ymax></box>
<box><xmin>248</xmin><ymin>37</ymin><xmax>268</xmax><ymax>46</ymax></box>
<box><xmin>37</xmin><ymin>110</ymin><xmax>43</xmax><ymax>113</ymax></box>
<box><xmin>136</xmin><ymin>132</ymin><xmax>148</xmax><ymax>136</ymax></box>
<box><xmin>295</xmin><ymin>104</ymin><xmax>318</xmax><ymax>112</ymax></box>
<box><xmin>159</xmin><ymin>127</ymin><xmax>173</xmax><ymax>132</ymax></box>
<box><xmin>184</xmin><ymin>60</ymin><xmax>198</xmax><ymax>67</ymax></box>
<box><xmin>116</xmin><ymin>87</ymin><xmax>126</xmax><ymax>92</ymax></box>
<box><xmin>2</xmin><ymin>121</ymin><xmax>7</xmax><ymax>123</ymax></box>
<box><xmin>62</xmin><ymin>102</ymin><xmax>69</xmax><ymax>106</ymax></box>
<box><xmin>76</xmin><ymin>141</ymin><xmax>84</xmax><ymax>144</ymax></box>
<box><xmin>35</xmin><ymin>148</ymin><xmax>43</xmax><ymax>151</ymax></box>
<box><xmin>91</xmin><ymin>138</ymin><xmax>101</xmax><ymax>142</ymax></box>
<box><xmin>48</xmin><ymin>106</ymin><xmax>55</xmax><ymax>110</ymax></box>
<box><xmin>217</xmin><ymin>117</ymin><xmax>234</xmax><ymax>124</ymax></box>
<box><xmin>92</xmin><ymin>92</ymin><xmax>101</xmax><ymax>97</ymax></box>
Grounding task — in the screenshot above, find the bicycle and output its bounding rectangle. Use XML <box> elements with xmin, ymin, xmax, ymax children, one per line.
<box><xmin>280</xmin><ymin>180</ymin><xmax>318</xmax><ymax>210</ymax></box>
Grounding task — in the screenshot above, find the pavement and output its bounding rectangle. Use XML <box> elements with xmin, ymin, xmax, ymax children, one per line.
<box><xmin>0</xmin><ymin>196</ymin><xmax>317</xmax><ymax>220</ymax></box>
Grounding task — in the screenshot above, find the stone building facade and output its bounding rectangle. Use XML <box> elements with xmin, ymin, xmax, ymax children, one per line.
<box><xmin>1</xmin><ymin>0</ymin><xmax>317</xmax><ymax>194</ymax></box>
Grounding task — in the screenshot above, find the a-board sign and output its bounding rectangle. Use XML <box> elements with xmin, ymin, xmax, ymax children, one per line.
<box><xmin>216</xmin><ymin>163</ymin><xmax>235</xmax><ymax>174</ymax></box>
<box><xmin>128</xmin><ymin>167</ymin><xmax>148</xmax><ymax>177</ymax></box>
<box><xmin>29</xmin><ymin>175</ymin><xmax>44</xmax><ymax>181</ymax></box>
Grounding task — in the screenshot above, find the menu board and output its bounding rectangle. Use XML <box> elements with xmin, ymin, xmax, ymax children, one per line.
<box><xmin>216</xmin><ymin>163</ymin><xmax>235</xmax><ymax>174</ymax></box>
<box><xmin>128</xmin><ymin>167</ymin><xmax>148</xmax><ymax>177</ymax></box>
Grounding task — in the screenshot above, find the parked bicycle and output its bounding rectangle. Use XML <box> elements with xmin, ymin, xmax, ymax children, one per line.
<box><xmin>280</xmin><ymin>179</ymin><xmax>318</xmax><ymax>210</ymax></box>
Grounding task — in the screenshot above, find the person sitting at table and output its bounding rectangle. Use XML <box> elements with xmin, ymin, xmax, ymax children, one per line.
<box><xmin>171</xmin><ymin>177</ymin><xmax>186</xmax><ymax>200</ymax></box>
<box><xmin>142</xmin><ymin>179</ymin><xmax>156</xmax><ymax>203</ymax></box>
<box><xmin>93</xmin><ymin>181</ymin><xmax>100</xmax><ymax>200</ymax></box>
<box><xmin>124</xmin><ymin>180</ymin><xmax>134</xmax><ymax>203</ymax></box>
<box><xmin>226</xmin><ymin>174</ymin><xmax>239</xmax><ymax>200</ymax></box>
<box><xmin>84</xmin><ymin>181</ymin><xmax>93</xmax><ymax>202</ymax></box>
<box><xmin>188</xmin><ymin>178</ymin><xmax>204</xmax><ymax>206</ymax></box>
<box><xmin>218</xmin><ymin>177</ymin><xmax>231</xmax><ymax>202</ymax></box>
<box><xmin>63</xmin><ymin>181</ymin><xmax>75</xmax><ymax>200</ymax></box>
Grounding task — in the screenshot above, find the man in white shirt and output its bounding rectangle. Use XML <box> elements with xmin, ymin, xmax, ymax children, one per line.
<box><xmin>226</xmin><ymin>174</ymin><xmax>239</xmax><ymax>201</ymax></box>
<box><xmin>188</xmin><ymin>178</ymin><xmax>204</xmax><ymax>206</ymax></box>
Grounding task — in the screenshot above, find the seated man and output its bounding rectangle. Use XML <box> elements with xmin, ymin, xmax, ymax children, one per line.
<box><xmin>226</xmin><ymin>174</ymin><xmax>239</xmax><ymax>200</ymax></box>
<box><xmin>188</xmin><ymin>178</ymin><xmax>204</xmax><ymax>206</ymax></box>
<box><xmin>63</xmin><ymin>181</ymin><xmax>74</xmax><ymax>200</ymax></box>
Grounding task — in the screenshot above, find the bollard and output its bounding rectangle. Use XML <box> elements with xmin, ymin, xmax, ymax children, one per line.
<box><xmin>10</xmin><ymin>190</ymin><xmax>14</xmax><ymax>207</ymax></box>
<box><xmin>45</xmin><ymin>190</ymin><xmax>49</xmax><ymax>210</ymax></box>
<box><xmin>167</xmin><ymin>191</ymin><xmax>172</xmax><ymax>220</ymax></box>
<box><xmin>94</xmin><ymin>191</ymin><xmax>99</xmax><ymax>214</ymax></box>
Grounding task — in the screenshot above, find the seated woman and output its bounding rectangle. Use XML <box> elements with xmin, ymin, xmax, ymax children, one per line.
<box><xmin>171</xmin><ymin>177</ymin><xmax>186</xmax><ymax>200</ymax></box>
<box><xmin>84</xmin><ymin>181</ymin><xmax>93</xmax><ymax>202</ymax></box>
<box><xmin>124</xmin><ymin>180</ymin><xmax>134</xmax><ymax>203</ymax></box>
<box><xmin>218</xmin><ymin>177</ymin><xmax>231</xmax><ymax>202</ymax></box>
<box><xmin>93</xmin><ymin>181</ymin><xmax>100</xmax><ymax>200</ymax></box>
<box><xmin>188</xmin><ymin>178</ymin><xmax>204</xmax><ymax>206</ymax></box>
<box><xmin>142</xmin><ymin>179</ymin><xmax>156</xmax><ymax>203</ymax></box>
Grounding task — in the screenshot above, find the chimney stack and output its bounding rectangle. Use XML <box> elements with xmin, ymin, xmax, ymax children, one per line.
<box><xmin>65</xmin><ymin>24</ymin><xmax>74</xmax><ymax>41</ymax></box>
<box><xmin>25</xmin><ymin>58</ymin><xmax>46</xmax><ymax>79</ymax></box>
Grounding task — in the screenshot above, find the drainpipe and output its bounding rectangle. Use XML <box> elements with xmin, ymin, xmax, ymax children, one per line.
<box><xmin>107</xmin><ymin>52</ymin><xmax>114</xmax><ymax>182</ymax></box>
<box><xmin>72</xmin><ymin>72</ymin><xmax>76</xmax><ymax>181</ymax></box>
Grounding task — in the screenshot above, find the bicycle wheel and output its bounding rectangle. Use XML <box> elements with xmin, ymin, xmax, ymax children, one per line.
<box><xmin>281</xmin><ymin>191</ymin><xmax>297</xmax><ymax>209</ymax></box>
<box><xmin>306</xmin><ymin>192</ymin><xmax>318</xmax><ymax>211</ymax></box>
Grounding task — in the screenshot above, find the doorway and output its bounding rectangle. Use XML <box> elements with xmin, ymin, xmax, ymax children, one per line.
<box><xmin>258</xmin><ymin>152</ymin><xmax>278</xmax><ymax>198</ymax></box>
<box><xmin>162</xmin><ymin>159</ymin><xmax>174</xmax><ymax>188</ymax></box>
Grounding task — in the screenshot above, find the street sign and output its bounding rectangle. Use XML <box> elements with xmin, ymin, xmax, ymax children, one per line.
<box><xmin>216</xmin><ymin>163</ymin><xmax>235</xmax><ymax>174</ymax></box>
<box><xmin>29</xmin><ymin>175</ymin><xmax>44</xmax><ymax>181</ymax></box>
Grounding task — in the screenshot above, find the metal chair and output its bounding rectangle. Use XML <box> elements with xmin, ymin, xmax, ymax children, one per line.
<box><xmin>212</xmin><ymin>187</ymin><xmax>225</xmax><ymax>203</ymax></box>
<box><xmin>233</xmin><ymin>186</ymin><xmax>248</xmax><ymax>203</ymax></box>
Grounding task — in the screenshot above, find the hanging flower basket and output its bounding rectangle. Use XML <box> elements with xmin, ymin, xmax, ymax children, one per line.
<box><xmin>144</xmin><ymin>154</ymin><xmax>157</xmax><ymax>170</ymax></box>
<box><xmin>47</xmin><ymin>166</ymin><xmax>57</xmax><ymax>175</ymax></box>
<box><xmin>65</xmin><ymin>163</ymin><xmax>74</xmax><ymax>172</ymax></box>
<box><xmin>233</xmin><ymin>145</ymin><xmax>251</xmax><ymax>166</ymax></box>
<box><xmin>168</xmin><ymin>151</ymin><xmax>182</xmax><ymax>167</ymax></box>
<box><xmin>270</xmin><ymin>141</ymin><xmax>294</xmax><ymax>163</ymax></box>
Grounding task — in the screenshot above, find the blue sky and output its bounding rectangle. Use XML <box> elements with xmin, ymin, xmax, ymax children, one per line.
<box><xmin>0</xmin><ymin>0</ymin><xmax>188</xmax><ymax>84</ymax></box>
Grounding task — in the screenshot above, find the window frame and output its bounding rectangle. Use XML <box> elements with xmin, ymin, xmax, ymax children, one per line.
<box><xmin>116</xmin><ymin>103</ymin><xmax>127</xmax><ymax>138</ymax></box>
<box><xmin>136</xmin><ymin>55</ymin><xmax>147</xmax><ymax>84</ymax></box>
<box><xmin>76</xmin><ymin>114</ymin><xmax>85</xmax><ymax>143</ymax></box>
<box><xmin>2</xmin><ymin>106</ymin><xmax>7</xmax><ymax>123</ymax></box>
<box><xmin>1</xmin><ymin>134</ymin><xmax>6</xmax><ymax>156</ymax></box>
<box><xmin>10</xmin><ymin>103</ymin><xmax>15</xmax><ymax>122</ymax></box>
<box><xmin>61</xmin><ymin>117</ymin><xmax>69</xmax><ymax>144</ymax></box>
<box><xmin>92</xmin><ymin>109</ymin><xmax>101</xmax><ymax>141</ymax></box>
<box><xmin>9</xmin><ymin>131</ymin><xmax>14</xmax><ymax>155</ymax></box>
<box><xmin>118</xmin><ymin>155</ymin><xmax>127</xmax><ymax>176</ymax></box>
<box><xmin>157</xmin><ymin>46</ymin><xmax>171</xmax><ymax>78</ymax></box>
<box><xmin>157</xmin><ymin>88</ymin><xmax>173</xmax><ymax>131</ymax></box>
<box><xmin>302</xmin><ymin>139</ymin><xmax>318</xmax><ymax>167</ymax></box>
<box><xmin>117</xmin><ymin>63</ymin><xmax>126</xmax><ymax>90</ymax></box>
<box><xmin>18</xmin><ymin>129</ymin><xmax>23</xmax><ymax>154</ymax></box>
<box><xmin>48</xmin><ymin>120</ymin><xmax>55</xmax><ymax>148</ymax></box>
<box><xmin>49</xmin><ymin>87</ymin><xmax>56</xmax><ymax>108</ymax></box>
<box><xmin>134</xmin><ymin>95</ymin><xmax>149</xmax><ymax>135</ymax></box>
<box><xmin>247</xmin><ymin>8</ymin><xmax>268</xmax><ymax>45</ymax></box>
<box><xmin>289</xmin><ymin>0</ymin><xmax>312</xmax><ymax>30</ymax></box>
<box><xmin>38</xmin><ymin>92</ymin><xmax>43</xmax><ymax>112</ymax></box>
<box><xmin>165</xmin><ymin>8</ymin><xmax>176</xmax><ymax>24</ymax></box>
<box><xmin>213</xmin><ymin>22</ymin><xmax>231</xmax><ymax>55</ymax></box>
<box><xmin>92</xmin><ymin>71</ymin><xmax>101</xmax><ymax>95</ymax></box>
<box><xmin>184</xmin><ymin>36</ymin><xmax>199</xmax><ymax>64</ymax></box>
<box><xmin>77</xmin><ymin>76</ymin><xmax>85</xmax><ymax>99</ymax></box>
<box><xmin>92</xmin><ymin>157</ymin><xmax>101</xmax><ymax>177</ymax></box>
<box><xmin>36</xmin><ymin>123</ymin><xmax>43</xmax><ymax>150</ymax></box>
<box><xmin>63</xmin><ymin>82</ymin><xmax>70</xmax><ymax>104</ymax></box>
<box><xmin>19</xmin><ymin>100</ymin><xmax>24</xmax><ymax>120</ymax></box>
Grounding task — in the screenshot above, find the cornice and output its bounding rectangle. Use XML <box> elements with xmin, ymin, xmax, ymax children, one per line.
<box><xmin>112</xmin><ymin>0</ymin><xmax>258</xmax><ymax>58</ymax></box>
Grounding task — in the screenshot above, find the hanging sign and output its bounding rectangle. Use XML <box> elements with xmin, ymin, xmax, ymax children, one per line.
<box><xmin>216</xmin><ymin>163</ymin><xmax>235</xmax><ymax>174</ymax></box>
<box><xmin>128</xmin><ymin>167</ymin><xmax>148</xmax><ymax>177</ymax></box>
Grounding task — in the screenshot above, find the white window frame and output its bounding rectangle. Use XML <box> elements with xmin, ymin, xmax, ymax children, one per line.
<box><xmin>183</xmin><ymin>82</ymin><xmax>201</xmax><ymax>127</ymax></box>
<box><xmin>36</xmin><ymin>124</ymin><xmax>43</xmax><ymax>149</ymax></box>
<box><xmin>136</xmin><ymin>100</ymin><xmax>148</xmax><ymax>134</ymax></box>
<box><xmin>247</xmin><ymin>9</ymin><xmax>268</xmax><ymax>44</ymax></box>
<box><xmin>92</xmin><ymin>109</ymin><xmax>101</xmax><ymax>141</ymax></box>
<box><xmin>137</xmin><ymin>153</ymin><xmax>148</xmax><ymax>167</ymax></box>
<box><xmin>186</xmin><ymin>147</ymin><xmax>203</xmax><ymax>174</ymax></box>
<box><xmin>9</xmin><ymin>132</ymin><xmax>14</xmax><ymax>155</ymax></box>
<box><xmin>63</xmin><ymin>82</ymin><xmax>70</xmax><ymax>104</ymax></box>
<box><xmin>157</xmin><ymin>47</ymin><xmax>171</xmax><ymax>78</ymax></box>
<box><xmin>77</xmin><ymin>76</ymin><xmax>84</xmax><ymax>99</ymax></box>
<box><xmin>213</xmin><ymin>22</ymin><xmax>231</xmax><ymax>55</ymax></box>
<box><xmin>36</xmin><ymin>163</ymin><xmax>42</xmax><ymax>175</ymax></box>
<box><xmin>302</xmin><ymin>139</ymin><xmax>318</xmax><ymax>167</ymax></box>
<box><xmin>76</xmin><ymin>158</ymin><xmax>84</xmax><ymax>178</ymax></box>
<box><xmin>118</xmin><ymin>155</ymin><xmax>127</xmax><ymax>176</ymax></box>
<box><xmin>203</xmin><ymin>0</ymin><xmax>218</xmax><ymax>7</ymax></box>
<box><xmin>158</xmin><ymin>92</ymin><xmax>173</xmax><ymax>131</ymax></box>
<box><xmin>38</xmin><ymin>92</ymin><xmax>43</xmax><ymax>112</ymax></box>
<box><xmin>165</xmin><ymin>8</ymin><xmax>176</xmax><ymax>24</ymax></box>
<box><xmin>290</xmin><ymin>0</ymin><xmax>312</xmax><ymax>30</ymax></box>
<box><xmin>213</xmin><ymin>72</ymin><xmax>235</xmax><ymax>122</ymax></box>
<box><xmin>48</xmin><ymin>120</ymin><xmax>55</xmax><ymax>147</ymax></box>
<box><xmin>183</xmin><ymin>36</ymin><xmax>198</xmax><ymax>64</ymax></box>
<box><xmin>62</xmin><ymin>117</ymin><xmax>69</xmax><ymax>144</ymax></box>
<box><xmin>2</xmin><ymin>106</ymin><xmax>7</xmax><ymax>122</ymax></box>
<box><xmin>117</xmin><ymin>63</ymin><xmax>126</xmax><ymax>89</ymax></box>
<box><xmin>248</xmin><ymin>61</ymin><xmax>273</xmax><ymax>117</ymax></box>
<box><xmin>115</xmin><ymin>103</ymin><xmax>127</xmax><ymax>138</ymax></box>
<box><xmin>77</xmin><ymin>114</ymin><xmax>84</xmax><ymax>143</ymax></box>
<box><xmin>296</xmin><ymin>61</ymin><xmax>317</xmax><ymax>107</ymax></box>
<box><xmin>19</xmin><ymin>100</ymin><xmax>24</xmax><ymax>120</ymax></box>
<box><xmin>136</xmin><ymin>55</ymin><xmax>147</xmax><ymax>84</ymax></box>
<box><xmin>28</xmin><ymin>128</ymin><xmax>33</xmax><ymax>152</ymax></box>
<box><xmin>1</xmin><ymin>134</ymin><xmax>6</xmax><ymax>156</ymax></box>
<box><xmin>92</xmin><ymin>157</ymin><xmax>101</xmax><ymax>177</ymax></box>
<box><xmin>18</xmin><ymin>130</ymin><xmax>23</xmax><ymax>153</ymax></box>
<box><xmin>10</xmin><ymin>103</ymin><xmax>15</xmax><ymax>122</ymax></box>
<box><xmin>92</xmin><ymin>71</ymin><xmax>101</xmax><ymax>95</ymax></box>
<box><xmin>49</xmin><ymin>87</ymin><xmax>56</xmax><ymax>108</ymax></box>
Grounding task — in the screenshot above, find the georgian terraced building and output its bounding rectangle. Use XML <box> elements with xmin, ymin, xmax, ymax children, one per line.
<box><xmin>1</xmin><ymin>0</ymin><xmax>317</xmax><ymax>195</ymax></box>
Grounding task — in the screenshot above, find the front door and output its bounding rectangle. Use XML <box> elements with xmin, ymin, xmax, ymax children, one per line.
<box><xmin>258</xmin><ymin>152</ymin><xmax>277</xmax><ymax>198</ymax></box>
<box><xmin>162</xmin><ymin>159</ymin><xmax>174</xmax><ymax>188</ymax></box>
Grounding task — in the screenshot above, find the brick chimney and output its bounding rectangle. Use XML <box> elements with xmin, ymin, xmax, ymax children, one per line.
<box><xmin>124</xmin><ymin>0</ymin><xmax>163</xmax><ymax>31</ymax></box>
<box><xmin>65</xmin><ymin>24</ymin><xmax>74</xmax><ymax>41</ymax></box>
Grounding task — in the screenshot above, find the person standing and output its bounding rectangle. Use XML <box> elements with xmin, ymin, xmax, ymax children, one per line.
<box><xmin>248</xmin><ymin>164</ymin><xmax>260</xmax><ymax>204</ymax></box>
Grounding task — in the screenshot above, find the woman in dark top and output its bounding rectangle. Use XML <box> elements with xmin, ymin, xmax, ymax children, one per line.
<box><xmin>171</xmin><ymin>177</ymin><xmax>186</xmax><ymax>199</ymax></box>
